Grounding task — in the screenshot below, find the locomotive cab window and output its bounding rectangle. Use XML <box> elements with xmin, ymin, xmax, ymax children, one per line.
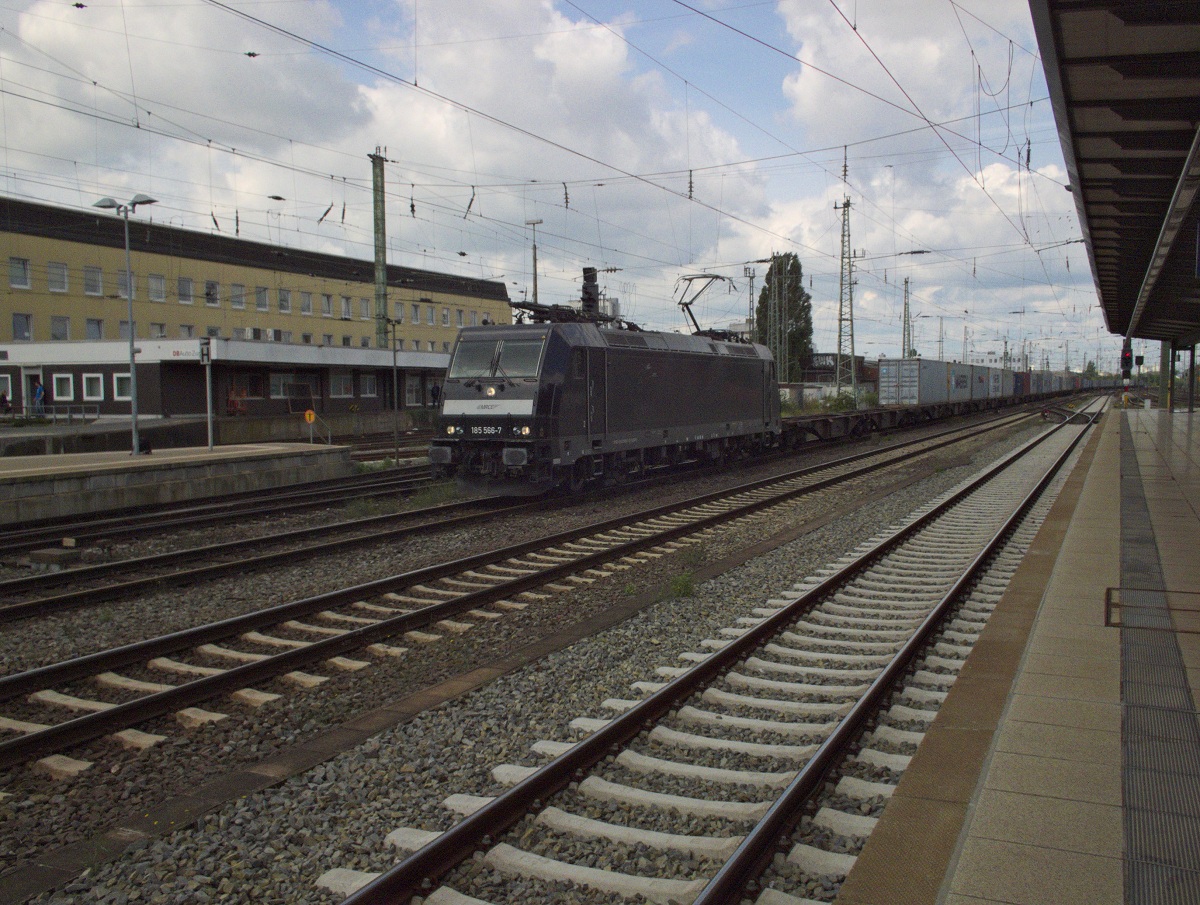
<box><xmin>448</xmin><ymin>337</ymin><xmax>545</xmax><ymax>379</ymax></box>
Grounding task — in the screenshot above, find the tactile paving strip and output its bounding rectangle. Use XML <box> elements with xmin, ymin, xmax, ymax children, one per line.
<box><xmin>1119</xmin><ymin>416</ymin><xmax>1200</xmax><ymax>903</ymax></box>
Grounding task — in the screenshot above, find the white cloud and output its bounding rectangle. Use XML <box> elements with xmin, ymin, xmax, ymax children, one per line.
<box><xmin>0</xmin><ymin>0</ymin><xmax>1110</xmax><ymax>360</ymax></box>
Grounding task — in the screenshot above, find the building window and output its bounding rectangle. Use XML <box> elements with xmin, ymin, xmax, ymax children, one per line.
<box><xmin>456</xmin><ymin>309</ymin><xmax>464</xmax><ymax>327</ymax></box>
<box><xmin>393</xmin><ymin>302</ymin><xmax>403</xmax><ymax>323</ymax></box>
<box><xmin>471</xmin><ymin>310</ymin><xmax>478</xmax><ymax>326</ymax></box>
<box><xmin>231</xmin><ymin>284</ymin><xmax>246</xmax><ymax>309</ymax></box>
<box><xmin>341</xmin><ymin>296</ymin><xmax>352</xmax><ymax>319</ymax></box>
<box><xmin>360</xmin><ymin>336</ymin><xmax>370</xmax><ymax>348</ymax></box>
<box><xmin>255</xmin><ymin>287</ymin><xmax>269</xmax><ymax>311</ymax></box>
<box><xmin>150</xmin><ymin>322</ymin><xmax>167</xmax><ymax>338</ymax></box>
<box><xmin>405</xmin><ymin>379</ymin><xmax>423</xmax><ymax>406</ymax></box>
<box><xmin>51</xmin><ymin>316</ymin><xmax>70</xmax><ymax>341</ymax></box>
<box><xmin>86</xmin><ymin>318</ymin><xmax>103</xmax><ymax>340</ymax></box>
<box><xmin>427</xmin><ymin>305</ymin><xmax>435</xmax><ymax>325</ymax></box>
<box><xmin>321</xmin><ymin>294</ymin><xmax>333</xmax><ymax>317</ymax></box>
<box><xmin>12</xmin><ymin>313</ymin><xmax>32</xmax><ymax>341</ymax></box>
<box><xmin>149</xmin><ymin>274</ymin><xmax>166</xmax><ymax>302</ymax></box>
<box><xmin>179</xmin><ymin>324</ymin><xmax>195</xmax><ymax>338</ymax></box>
<box><xmin>442</xmin><ymin>307</ymin><xmax>450</xmax><ymax>326</ymax></box>
<box><xmin>84</xmin><ymin>266</ymin><xmax>103</xmax><ymax>297</ymax></box>
<box><xmin>280</xmin><ymin>330</ymin><xmax>293</xmax><ymax>343</ymax></box>
<box><xmin>231</xmin><ymin>374</ymin><xmax>265</xmax><ymax>399</ymax></box>
<box><xmin>411</xmin><ymin>303</ymin><xmax>420</xmax><ymax>322</ymax></box>
<box><xmin>8</xmin><ymin>257</ymin><xmax>30</xmax><ymax>289</ymax></box>
<box><xmin>48</xmin><ymin>262</ymin><xmax>68</xmax><ymax>293</ymax></box>
<box><xmin>428</xmin><ymin>340</ymin><xmax>436</xmax><ymax>351</ymax></box>
<box><xmin>232</xmin><ymin>327</ymin><xmax>247</xmax><ymax>340</ymax></box>
<box><xmin>178</xmin><ymin>277</ymin><xmax>194</xmax><ymax>304</ymax></box>
<box><xmin>300</xmin><ymin>292</ymin><xmax>313</xmax><ymax>315</ymax></box>
<box><xmin>302</xmin><ymin>333</ymin><xmax>312</xmax><ymax>344</ymax></box>
<box><xmin>53</xmin><ymin>374</ymin><xmax>74</xmax><ymax>401</ymax></box>
<box><xmin>83</xmin><ymin>374</ymin><xmax>104</xmax><ymax>401</ymax></box>
<box><xmin>341</xmin><ymin>335</ymin><xmax>351</xmax><ymax>347</ymax></box>
<box><xmin>206</xmin><ymin>326</ymin><xmax>220</xmax><ymax>337</ymax></box>
<box><xmin>117</xmin><ymin>270</ymin><xmax>135</xmax><ymax>300</ymax></box>
<box><xmin>114</xmin><ymin>374</ymin><xmax>132</xmax><ymax>401</ymax></box>
<box><xmin>442</xmin><ymin>341</ymin><xmax>450</xmax><ymax>352</ymax></box>
<box><xmin>331</xmin><ymin>373</ymin><xmax>353</xmax><ymax>397</ymax></box>
<box><xmin>205</xmin><ymin>280</ymin><xmax>220</xmax><ymax>306</ymax></box>
<box><xmin>322</xmin><ymin>333</ymin><xmax>333</xmax><ymax>345</ymax></box>
<box><xmin>278</xmin><ymin>289</ymin><xmax>291</xmax><ymax>313</ymax></box>
<box><xmin>361</xmin><ymin>374</ymin><xmax>377</xmax><ymax>397</ymax></box>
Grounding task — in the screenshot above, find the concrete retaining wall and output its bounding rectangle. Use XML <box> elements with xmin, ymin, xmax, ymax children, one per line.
<box><xmin>0</xmin><ymin>445</ymin><xmax>354</xmax><ymax>525</ymax></box>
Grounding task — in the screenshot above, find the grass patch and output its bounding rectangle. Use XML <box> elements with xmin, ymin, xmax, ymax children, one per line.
<box><xmin>670</xmin><ymin>572</ymin><xmax>696</xmax><ymax>598</ymax></box>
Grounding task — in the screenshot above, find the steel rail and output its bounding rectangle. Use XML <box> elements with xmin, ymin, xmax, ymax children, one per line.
<box><xmin>337</xmin><ymin>405</ymin><xmax>1100</xmax><ymax>905</ymax></box>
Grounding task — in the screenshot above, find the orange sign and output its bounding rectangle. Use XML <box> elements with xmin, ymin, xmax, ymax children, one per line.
<box><xmin>304</xmin><ymin>409</ymin><xmax>316</xmax><ymax>424</ymax></box>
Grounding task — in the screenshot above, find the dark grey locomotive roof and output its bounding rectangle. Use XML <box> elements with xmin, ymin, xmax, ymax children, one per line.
<box><xmin>462</xmin><ymin>321</ymin><xmax>773</xmax><ymax>361</ymax></box>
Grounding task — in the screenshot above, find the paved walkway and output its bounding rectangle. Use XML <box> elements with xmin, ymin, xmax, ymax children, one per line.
<box><xmin>837</xmin><ymin>407</ymin><xmax>1200</xmax><ymax>905</ymax></box>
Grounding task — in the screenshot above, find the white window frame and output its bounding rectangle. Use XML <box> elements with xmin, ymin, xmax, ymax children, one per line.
<box><xmin>278</xmin><ymin>288</ymin><xmax>291</xmax><ymax>313</ymax></box>
<box><xmin>8</xmin><ymin>257</ymin><xmax>31</xmax><ymax>289</ymax></box>
<box><xmin>300</xmin><ymin>292</ymin><xmax>313</xmax><ymax>315</ymax></box>
<box><xmin>178</xmin><ymin>276</ymin><xmax>194</xmax><ymax>304</ymax></box>
<box><xmin>12</xmin><ymin>312</ymin><xmax>32</xmax><ymax>341</ymax></box>
<box><xmin>256</xmin><ymin>286</ymin><xmax>269</xmax><ymax>311</ymax></box>
<box><xmin>50</xmin><ymin>316</ymin><xmax>71</xmax><ymax>341</ymax></box>
<box><xmin>179</xmin><ymin>324</ymin><xmax>195</xmax><ymax>338</ymax></box>
<box><xmin>148</xmin><ymin>273</ymin><xmax>166</xmax><ymax>302</ymax></box>
<box><xmin>360</xmin><ymin>297</ymin><xmax>371</xmax><ymax>319</ymax></box>
<box><xmin>341</xmin><ymin>296</ymin><xmax>352</xmax><ymax>319</ymax></box>
<box><xmin>86</xmin><ymin>318</ymin><xmax>103</xmax><ymax>340</ymax></box>
<box><xmin>48</xmin><ymin>262</ymin><xmax>69</xmax><ymax>293</ymax></box>
<box><xmin>117</xmin><ymin>270</ymin><xmax>135</xmax><ymax>300</ymax></box>
<box><xmin>114</xmin><ymin>373</ymin><xmax>132</xmax><ymax>401</ymax></box>
<box><xmin>442</xmin><ymin>307</ymin><xmax>450</xmax><ymax>326</ymax></box>
<box><xmin>84</xmin><ymin>266</ymin><xmax>103</xmax><ymax>297</ymax></box>
<box><xmin>360</xmin><ymin>374</ymin><xmax>377</xmax><ymax>397</ymax></box>
<box><xmin>82</xmin><ymin>373</ymin><xmax>104</xmax><ymax>401</ymax></box>
<box><xmin>322</xmin><ymin>294</ymin><xmax>333</xmax><ymax>317</ymax></box>
<box><xmin>231</xmin><ymin>284</ymin><xmax>246</xmax><ymax>310</ymax></box>
<box><xmin>330</xmin><ymin>372</ymin><xmax>354</xmax><ymax>398</ymax></box>
<box><xmin>426</xmin><ymin>305</ymin><xmax>435</xmax><ymax>325</ymax></box>
<box><xmin>53</xmin><ymin>373</ymin><xmax>74</xmax><ymax>401</ymax></box>
<box><xmin>150</xmin><ymin>322</ymin><xmax>167</xmax><ymax>338</ymax></box>
<box><xmin>205</xmin><ymin>280</ymin><xmax>220</xmax><ymax>307</ymax></box>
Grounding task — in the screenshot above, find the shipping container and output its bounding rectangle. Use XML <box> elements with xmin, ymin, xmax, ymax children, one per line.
<box><xmin>989</xmin><ymin>368</ymin><xmax>1016</xmax><ymax>399</ymax></box>
<box><xmin>1014</xmin><ymin>371</ymin><xmax>1030</xmax><ymax>396</ymax></box>
<box><xmin>971</xmin><ymin>365</ymin><xmax>992</xmax><ymax>399</ymax></box>
<box><xmin>877</xmin><ymin>358</ymin><xmax>950</xmax><ymax>406</ymax></box>
<box><xmin>946</xmin><ymin>362</ymin><xmax>972</xmax><ymax>401</ymax></box>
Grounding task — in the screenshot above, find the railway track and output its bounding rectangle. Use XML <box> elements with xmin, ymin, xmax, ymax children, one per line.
<box><xmin>0</xmin><ymin>408</ymin><xmax>1054</xmax><ymax>776</ymax></box>
<box><xmin>310</xmin><ymin>399</ymin><xmax>1103</xmax><ymax>905</ymax></box>
<box><xmin>0</xmin><ymin>463</ymin><xmax>435</xmax><ymax>558</ymax></box>
<box><xmin>0</xmin><ymin>410</ymin><xmax>1036</xmax><ymax>623</ymax></box>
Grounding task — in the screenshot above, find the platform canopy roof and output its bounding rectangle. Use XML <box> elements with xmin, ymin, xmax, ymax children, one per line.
<box><xmin>1029</xmin><ymin>0</ymin><xmax>1200</xmax><ymax>347</ymax></box>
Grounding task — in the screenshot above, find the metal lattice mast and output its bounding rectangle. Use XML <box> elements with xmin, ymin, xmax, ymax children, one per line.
<box><xmin>901</xmin><ymin>277</ymin><xmax>912</xmax><ymax>359</ymax></box>
<box><xmin>834</xmin><ymin>195</ymin><xmax>856</xmax><ymax>399</ymax></box>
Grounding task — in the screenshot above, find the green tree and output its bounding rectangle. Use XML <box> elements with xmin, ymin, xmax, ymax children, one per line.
<box><xmin>754</xmin><ymin>253</ymin><xmax>814</xmax><ymax>382</ymax></box>
<box><xmin>1083</xmin><ymin>359</ymin><xmax>1098</xmax><ymax>378</ymax></box>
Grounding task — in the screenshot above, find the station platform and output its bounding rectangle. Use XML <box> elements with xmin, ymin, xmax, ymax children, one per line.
<box><xmin>0</xmin><ymin>442</ymin><xmax>354</xmax><ymax>526</ymax></box>
<box><xmin>838</xmin><ymin>406</ymin><xmax>1200</xmax><ymax>904</ymax></box>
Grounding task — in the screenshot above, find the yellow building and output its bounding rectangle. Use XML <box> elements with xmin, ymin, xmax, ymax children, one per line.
<box><xmin>1</xmin><ymin>196</ymin><xmax>510</xmax><ymax>419</ymax></box>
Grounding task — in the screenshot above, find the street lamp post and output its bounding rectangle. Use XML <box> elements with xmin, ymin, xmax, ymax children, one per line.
<box><xmin>94</xmin><ymin>194</ymin><xmax>157</xmax><ymax>455</ymax></box>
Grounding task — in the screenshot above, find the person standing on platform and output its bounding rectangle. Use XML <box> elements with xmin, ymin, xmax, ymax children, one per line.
<box><xmin>32</xmin><ymin>380</ymin><xmax>45</xmax><ymax>415</ymax></box>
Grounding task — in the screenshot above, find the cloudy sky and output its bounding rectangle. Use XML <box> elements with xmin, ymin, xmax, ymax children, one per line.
<box><xmin>0</xmin><ymin>0</ymin><xmax>1121</xmax><ymax>370</ymax></box>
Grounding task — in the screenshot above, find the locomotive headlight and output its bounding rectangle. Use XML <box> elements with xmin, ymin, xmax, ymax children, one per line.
<box><xmin>486</xmin><ymin>386</ymin><xmax>497</xmax><ymax>397</ymax></box>
<box><xmin>446</xmin><ymin>425</ymin><xmax>456</xmax><ymax>435</ymax></box>
<box><xmin>512</xmin><ymin>425</ymin><xmax>530</xmax><ymax>436</ymax></box>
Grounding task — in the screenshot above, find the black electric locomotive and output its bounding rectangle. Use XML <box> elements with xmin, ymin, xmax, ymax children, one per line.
<box><xmin>429</xmin><ymin>268</ymin><xmax>782</xmax><ymax>495</ymax></box>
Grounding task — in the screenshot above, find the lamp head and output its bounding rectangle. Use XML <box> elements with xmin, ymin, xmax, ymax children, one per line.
<box><xmin>129</xmin><ymin>194</ymin><xmax>157</xmax><ymax>210</ymax></box>
<box><xmin>94</xmin><ymin>197</ymin><xmax>120</xmax><ymax>210</ymax></box>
